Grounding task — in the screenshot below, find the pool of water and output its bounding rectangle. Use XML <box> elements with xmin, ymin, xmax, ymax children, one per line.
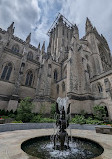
<box><xmin>21</xmin><ymin>136</ymin><xmax>104</xmax><ymax>159</ymax></box>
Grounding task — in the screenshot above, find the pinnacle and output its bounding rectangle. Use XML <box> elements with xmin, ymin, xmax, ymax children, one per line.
<box><xmin>26</xmin><ymin>32</ymin><xmax>31</xmax><ymax>44</ymax></box>
<box><xmin>74</xmin><ymin>24</ymin><xmax>78</xmax><ymax>30</ymax></box>
<box><xmin>86</xmin><ymin>17</ymin><xmax>93</xmax><ymax>27</ymax></box>
<box><xmin>38</xmin><ymin>43</ymin><xmax>40</xmax><ymax>49</ymax></box>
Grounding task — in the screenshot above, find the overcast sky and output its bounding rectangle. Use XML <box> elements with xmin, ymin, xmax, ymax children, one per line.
<box><xmin>0</xmin><ymin>0</ymin><xmax>112</xmax><ymax>52</ymax></box>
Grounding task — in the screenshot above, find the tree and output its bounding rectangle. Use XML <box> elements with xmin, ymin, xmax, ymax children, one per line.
<box><xmin>16</xmin><ymin>97</ymin><xmax>34</xmax><ymax>122</ymax></box>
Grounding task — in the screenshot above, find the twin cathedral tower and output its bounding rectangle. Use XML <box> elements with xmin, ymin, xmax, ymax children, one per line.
<box><xmin>0</xmin><ymin>14</ymin><xmax>112</xmax><ymax>119</ymax></box>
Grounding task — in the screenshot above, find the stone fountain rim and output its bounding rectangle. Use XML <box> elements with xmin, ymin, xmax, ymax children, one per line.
<box><xmin>21</xmin><ymin>134</ymin><xmax>104</xmax><ymax>159</ymax></box>
<box><xmin>0</xmin><ymin>129</ymin><xmax>111</xmax><ymax>159</ymax></box>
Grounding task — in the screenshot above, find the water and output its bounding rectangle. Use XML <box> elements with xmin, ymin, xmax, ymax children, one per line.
<box><xmin>21</xmin><ymin>136</ymin><xmax>104</xmax><ymax>159</ymax></box>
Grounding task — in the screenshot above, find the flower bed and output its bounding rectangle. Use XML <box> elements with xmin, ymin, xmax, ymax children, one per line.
<box><xmin>0</xmin><ymin>117</ymin><xmax>5</xmax><ymax>124</ymax></box>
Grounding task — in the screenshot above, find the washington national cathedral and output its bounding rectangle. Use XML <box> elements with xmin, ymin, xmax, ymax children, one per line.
<box><xmin>0</xmin><ymin>14</ymin><xmax>112</xmax><ymax>119</ymax></box>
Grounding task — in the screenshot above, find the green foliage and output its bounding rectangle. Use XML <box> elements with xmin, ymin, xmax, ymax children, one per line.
<box><xmin>50</xmin><ymin>103</ymin><xmax>56</xmax><ymax>119</ymax></box>
<box><xmin>8</xmin><ymin>114</ymin><xmax>16</xmax><ymax>118</ymax></box>
<box><xmin>0</xmin><ymin>109</ymin><xmax>5</xmax><ymax>115</ymax></box>
<box><xmin>71</xmin><ymin>115</ymin><xmax>104</xmax><ymax>125</ymax></box>
<box><xmin>80</xmin><ymin>110</ymin><xmax>86</xmax><ymax>116</ymax></box>
<box><xmin>30</xmin><ymin>115</ymin><xmax>56</xmax><ymax>123</ymax></box>
<box><xmin>30</xmin><ymin>115</ymin><xmax>41</xmax><ymax>122</ymax></box>
<box><xmin>93</xmin><ymin>105</ymin><xmax>107</xmax><ymax>120</ymax></box>
<box><xmin>0</xmin><ymin>109</ymin><xmax>17</xmax><ymax>117</ymax></box>
<box><xmin>1</xmin><ymin>116</ymin><xmax>9</xmax><ymax>119</ymax></box>
<box><xmin>11</xmin><ymin>120</ymin><xmax>23</xmax><ymax>123</ymax></box>
<box><xmin>85</xmin><ymin>117</ymin><xmax>103</xmax><ymax>125</ymax></box>
<box><xmin>14</xmin><ymin>111</ymin><xmax>17</xmax><ymax>115</ymax></box>
<box><xmin>71</xmin><ymin>115</ymin><xmax>86</xmax><ymax>124</ymax></box>
<box><xmin>39</xmin><ymin>118</ymin><xmax>55</xmax><ymax>123</ymax></box>
<box><xmin>16</xmin><ymin>97</ymin><xmax>34</xmax><ymax>122</ymax></box>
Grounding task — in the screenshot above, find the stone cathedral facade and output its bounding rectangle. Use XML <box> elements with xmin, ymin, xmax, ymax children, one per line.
<box><xmin>0</xmin><ymin>14</ymin><xmax>112</xmax><ymax>119</ymax></box>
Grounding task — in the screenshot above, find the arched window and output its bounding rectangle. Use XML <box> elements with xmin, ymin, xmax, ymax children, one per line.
<box><xmin>27</xmin><ymin>52</ymin><xmax>33</xmax><ymax>60</ymax></box>
<box><xmin>99</xmin><ymin>45</ymin><xmax>110</xmax><ymax>71</ymax></box>
<box><xmin>62</xmin><ymin>82</ymin><xmax>65</xmax><ymax>92</ymax></box>
<box><xmin>1</xmin><ymin>63</ymin><xmax>12</xmax><ymax>80</ymax></box>
<box><xmin>97</xmin><ymin>83</ymin><xmax>103</xmax><ymax>93</ymax></box>
<box><xmin>54</xmin><ymin>70</ymin><xmax>58</xmax><ymax>81</ymax></box>
<box><xmin>0</xmin><ymin>36</ymin><xmax>2</xmax><ymax>40</ymax></box>
<box><xmin>25</xmin><ymin>71</ymin><xmax>33</xmax><ymax>86</ymax></box>
<box><xmin>87</xmin><ymin>64</ymin><xmax>91</xmax><ymax>78</ymax></box>
<box><xmin>104</xmin><ymin>78</ymin><xmax>110</xmax><ymax>91</ymax></box>
<box><xmin>12</xmin><ymin>44</ymin><xmax>19</xmax><ymax>53</ymax></box>
<box><xmin>57</xmin><ymin>84</ymin><xmax>59</xmax><ymax>94</ymax></box>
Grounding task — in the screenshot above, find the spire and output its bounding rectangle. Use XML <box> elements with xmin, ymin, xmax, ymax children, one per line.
<box><xmin>58</xmin><ymin>15</ymin><xmax>63</xmax><ymax>22</ymax></box>
<box><xmin>38</xmin><ymin>43</ymin><xmax>40</xmax><ymax>54</ymax></box>
<box><xmin>38</xmin><ymin>42</ymin><xmax>40</xmax><ymax>50</ymax></box>
<box><xmin>58</xmin><ymin>15</ymin><xmax>63</xmax><ymax>25</ymax></box>
<box><xmin>73</xmin><ymin>24</ymin><xmax>79</xmax><ymax>39</ymax></box>
<box><xmin>86</xmin><ymin>17</ymin><xmax>93</xmax><ymax>33</ymax></box>
<box><xmin>26</xmin><ymin>33</ymin><xmax>31</xmax><ymax>44</ymax></box>
<box><xmin>41</xmin><ymin>41</ymin><xmax>45</xmax><ymax>53</ymax></box>
<box><xmin>7</xmin><ymin>22</ymin><xmax>15</xmax><ymax>35</ymax></box>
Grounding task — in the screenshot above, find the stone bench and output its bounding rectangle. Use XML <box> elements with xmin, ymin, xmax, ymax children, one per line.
<box><xmin>95</xmin><ymin>125</ymin><xmax>112</xmax><ymax>134</ymax></box>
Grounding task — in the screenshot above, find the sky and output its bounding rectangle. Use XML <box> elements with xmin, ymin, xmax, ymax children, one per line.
<box><xmin>0</xmin><ymin>0</ymin><xmax>112</xmax><ymax>52</ymax></box>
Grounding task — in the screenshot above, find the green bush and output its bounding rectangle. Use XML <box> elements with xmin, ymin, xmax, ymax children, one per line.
<box><xmin>71</xmin><ymin>115</ymin><xmax>86</xmax><ymax>124</ymax></box>
<box><xmin>8</xmin><ymin>113</ymin><xmax>16</xmax><ymax>118</ymax></box>
<box><xmin>80</xmin><ymin>110</ymin><xmax>86</xmax><ymax>116</ymax></box>
<box><xmin>71</xmin><ymin>115</ymin><xmax>104</xmax><ymax>125</ymax></box>
<box><xmin>16</xmin><ymin>97</ymin><xmax>34</xmax><ymax>122</ymax></box>
<box><xmin>11</xmin><ymin>120</ymin><xmax>23</xmax><ymax>123</ymax></box>
<box><xmin>0</xmin><ymin>109</ymin><xmax>5</xmax><ymax>116</ymax></box>
<box><xmin>85</xmin><ymin>117</ymin><xmax>103</xmax><ymax>125</ymax></box>
<box><xmin>4</xmin><ymin>110</ymin><xmax>9</xmax><ymax>116</ymax></box>
<box><xmin>93</xmin><ymin>105</ymin><xmax>107</xmax><ymax>120</ymax></box>
<box><xmin>30</xmin><ymin>115</ymin><xmax>41</xmax><ymax>123</ymax></box>
<box><xmin>40</xmin><ymin>118</ymin><xmax>56</xmax><ymax>123</ymax></box>
<box><xmin>1</xmin><ymin>116</ymin><xmax>10</xmax><ymax>119</ymax></box>
<box><xmin>30</xmin><ymin>115</ymin><xmax>56</xmax><ymax>123</ymax></box>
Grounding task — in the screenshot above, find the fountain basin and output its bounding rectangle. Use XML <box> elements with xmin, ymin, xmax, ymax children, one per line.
<box><xmin>21</xmin><ymin>136</ymin><xmax>104</xmax><ymax>159</ymax></box>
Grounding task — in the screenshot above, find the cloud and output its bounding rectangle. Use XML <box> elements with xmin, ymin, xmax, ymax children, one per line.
<box><xmin>59</xmin><ymin>0</ymin><xmax>112</xmax><ymax>51</ymax></box>
<box><xmin>0</xmin><ymin>0</ymin><xmax>41</xmax><ymax>45</ymax></box>
<box><xmin>0</xmin><ymin>0</ymin><xmax>112</xmax><ymax>52</ymax></box>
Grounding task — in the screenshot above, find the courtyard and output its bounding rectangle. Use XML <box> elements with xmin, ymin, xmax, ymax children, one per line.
<box><xmin>0</xmin><ymin>126</ymin><xmax>112</xmax><ymax>159</ymax></box>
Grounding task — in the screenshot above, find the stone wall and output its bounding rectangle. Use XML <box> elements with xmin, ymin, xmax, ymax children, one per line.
<box><xmin>0</xmin><ymin>15</ymin><xmax>112</xmax><ymax>119</ymax></box>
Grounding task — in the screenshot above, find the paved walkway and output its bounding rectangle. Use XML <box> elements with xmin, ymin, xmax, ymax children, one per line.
<box><xmin>0</xmin><ymin>123</ymin><xmax>96</xmax><ymax>132</ymax></box>
<box><xmin>0</xmin><ymin>129</ymin><xmax>112</xmax><ymax>159</ymax></box>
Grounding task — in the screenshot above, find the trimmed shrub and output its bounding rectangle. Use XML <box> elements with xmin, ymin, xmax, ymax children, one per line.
<box><xmin>16</xmin><ymin>97</ymin><xmax>34</xmax><ymax>122</ymax></box>
<box><xmin>85</xmin><ymin>117</ymin><xmax>103</xmax><ymax>125</ymax></box>
<box><xmin>30</xmin><ymin>115</ymin><xmax>41</xmax><ymax>123</ymax></box>
<box><xmin>93</xmin><ymin>105</ymin><xmax>107</xmax><ymax>120</ymax></box>
<box><xmin>71</xmin><ymin>115</ymin><xmax>86</xmax><ymax>124</ymax></box>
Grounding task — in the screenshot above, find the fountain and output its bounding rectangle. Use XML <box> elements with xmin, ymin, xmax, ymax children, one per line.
<box><xmin>21</xmin><ymin>97</ymin><xmax>104</xmax><ymax>159</ymax></box>
<box><xmin>53</xmin><ymin>97</ymin><xmax>71</xmax><ymax>150</ymax></box>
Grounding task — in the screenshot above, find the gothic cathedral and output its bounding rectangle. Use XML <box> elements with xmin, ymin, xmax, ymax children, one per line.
<box><xmin>0</xmin><ymin>14</ymin><xmax>112</xmax><ymax>119</ymax></box>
